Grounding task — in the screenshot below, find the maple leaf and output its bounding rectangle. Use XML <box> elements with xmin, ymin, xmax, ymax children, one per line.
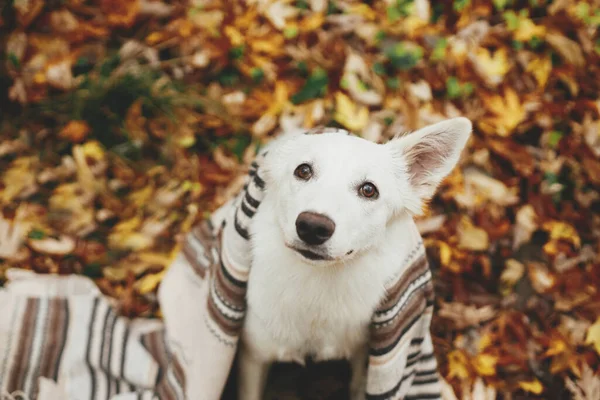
<box><xmin>479</xmin><ymin>88</ymin><xmax>527</xmax><ymax>137</ymax></box>
<box><xmin>469</xmin><ymin>47</ymin><xmax>511</xmax><ymax>86</ymax></box>
<box><xmin>566</xmin><ymin>364</ymin><xmax>600</xmax><ymax>400</ymax></box>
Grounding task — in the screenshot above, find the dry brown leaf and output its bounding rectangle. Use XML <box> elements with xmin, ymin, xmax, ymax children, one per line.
<box><xmin>546</xmin><ymin>31</ymin><xmax>585</xmax><ymax>67</ymax></box>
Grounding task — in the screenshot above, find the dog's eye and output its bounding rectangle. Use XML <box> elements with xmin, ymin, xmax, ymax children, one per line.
<box><xmin>359</xmin><ymin>182</ymin><xmax>378</xmax><ymax>199</ymax></box>
<box><xmin>294</xmin><ymin>163</ymin><xmax>313</xmax><ymax>180</ymax></box>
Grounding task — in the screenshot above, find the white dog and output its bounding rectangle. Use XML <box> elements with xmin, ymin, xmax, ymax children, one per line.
<box><xmin>237</xmin><ymin>118</ymin><xmax>472</xmax><ymax>400</ymax></box>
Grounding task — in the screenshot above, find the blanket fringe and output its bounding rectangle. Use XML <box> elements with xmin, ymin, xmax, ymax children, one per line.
<box><xmin>1</xmin><ymin>390</ymin><xmax>31</xmax><ymax>400</ymax></box>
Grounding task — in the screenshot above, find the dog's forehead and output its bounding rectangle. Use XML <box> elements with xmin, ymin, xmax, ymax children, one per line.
<box><xmin>295</xmin><ymin>131</ymin><xmax>383</xmax><ymax>156</ymax></box>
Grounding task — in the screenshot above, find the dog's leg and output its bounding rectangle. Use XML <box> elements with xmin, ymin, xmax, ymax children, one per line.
<box><xmin>349</xmin><ymin>346</ymin><xmax>368</xmax><ymax>400</ymax></box>
<box><xmin>238</xmin><ymin>345</ymin><xmax>270</xmax><ymax>400</ymax></box>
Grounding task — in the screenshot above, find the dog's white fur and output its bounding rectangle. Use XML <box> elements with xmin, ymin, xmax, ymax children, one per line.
<box><xmin>238</xmin><ymin>118</ymin><xmax>472</xmax><ymax>400</ymax></box>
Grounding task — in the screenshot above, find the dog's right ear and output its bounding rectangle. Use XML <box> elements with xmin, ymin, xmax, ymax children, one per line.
<box><xmin>386</xmin><ymin>117</ymin><xmax>472</xmax><ymax>214</ymax></box>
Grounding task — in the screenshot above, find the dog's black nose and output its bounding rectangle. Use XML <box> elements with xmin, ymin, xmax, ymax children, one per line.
<box><xmin>295</xmin><ymin>212</ymin><xmax>335</xmax><ymax>245</ymax></box>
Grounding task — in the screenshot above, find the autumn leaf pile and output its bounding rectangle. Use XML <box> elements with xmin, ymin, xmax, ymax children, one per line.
<box><xmin>1</xmin><ymin>0</ymin><xmax>600</xmax><ymax>398</ymax></box>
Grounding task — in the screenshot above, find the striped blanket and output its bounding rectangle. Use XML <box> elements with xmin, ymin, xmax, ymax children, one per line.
<box><xmin>0</xmin><ymin>131</ymin><xmax>441</xmax><ymax>400</ymax></box>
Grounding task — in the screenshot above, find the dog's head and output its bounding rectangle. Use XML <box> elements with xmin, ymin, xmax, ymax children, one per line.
<box><xmin>261</xmin><ymin>117</ymin><xmax>472</xmax><ymax>264</ymax></box>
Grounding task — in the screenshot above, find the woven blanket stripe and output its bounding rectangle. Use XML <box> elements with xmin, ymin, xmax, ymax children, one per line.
<box><xmin>0</xmin><ymin>295</ymin><xmax>185</xmax><ymax>400</ymax></box>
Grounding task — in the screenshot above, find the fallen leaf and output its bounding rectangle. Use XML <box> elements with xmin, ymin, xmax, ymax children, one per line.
<box><xmin>470</xmin><ymin>47</ymin><xmax>511</xmax><ymax>86</ymax></box>
<box><xmin>60</xmin><ymin>120</ymin><xmax>91</xmax><ymax>143</ymax></box>
<box><xmin>473</xmin><ymin>353</ymin><xmax>497</xmax><ymax>376</ymax></box>
<box><xmin>457</xmin><ymin>216</ymin><xmax>489</xmax><ymax>251</ymax></box>
<box><xmin>447</xmin><ymin>350</ymin><xmax>471</xmax><ymax>380</ymax></box>
<box><xmin>585</xmin><ymin>317</ymin><xmax>600</xmax><ymax>356</ymax></box>
<box><xmin>526</xmin><ymin>55</ymin><xmax>552</xmax><ymax>88</ymax></box>
<box><xmin>480</xmin><ymin>88</ymin><xmax>527</xmax><ymax>137</ymax></box>
<box><xmin>518</xmin><ymin>379</ymin><xmax>544</xmax><ymax>394</ymax></box>
<box><xmin>333</xmin><ymin>91</ymin><xmax>370</xmax><ymax>131</ymax></box>
<box><xmin>546</xmin><ymin>31</ymin><xmax>585</xmax><ymax>67</ymax></box>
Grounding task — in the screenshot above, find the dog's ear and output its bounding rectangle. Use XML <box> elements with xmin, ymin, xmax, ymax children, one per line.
<box><xmin>387</xmin><ymin>117</ymin><xmax>472</xmax><ymax>212</ymax></box>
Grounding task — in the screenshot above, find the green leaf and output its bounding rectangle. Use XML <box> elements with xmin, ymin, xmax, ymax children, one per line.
<box><xmin>251</xmin><ymin>67</ymin><xmax>264</xmax><ymax>83</ymax></box>
<box><xmin>512</xmin><ymin>40</ymin><xmax>524</xmax><ymax>50</ymax></box>
<box><xmin>284</xmin><ymin>26</ymin><xmax>298</xmax><ymax>39</ymax></box>
<box><xmin>547</xmin><ymin>131</ymin><xmax>563</xmax><ymax>148</ymax></box>
<box><xmin>28</xmin><ymin>229</ymin><xmax>46</xmax><ymax>240</ymax></box>
<box><xmin>462</xmin><ymin>82</ymin><xmax>474</xmax><ymax>97</ymax></box>
<box><xmin>492</xmin><ymin>0</ymin><xmax>510</xmax><ymax>10</ymax></box>
<box><xmin>295</xmin><ymin>0</ymin><xmax>309</xmax><ymax>9</ymax></box>
<box><xmin>291</xmin><ymin>67</ymin><xmax>329</xmax><ymax>104</ymax></box>
<box><xmin>528</xmin><ymin>36</ymin><xmax>544</xmax><ymax>50</ymax></box>
<box><xmin>8</xmin><ymin>52</ymin><xmax>20</xmax><ymax>68</ymax></box>
<box><xmin>297</xmin><ymin>61</ymin><xmax>309</xmax><ymax>76</ymax></box>
<box><xmin>387</xmin><ymin>6</ymin><xmax>402</xmax><ymax>21</ymax></box>
<box><xmin>453</xmin><ymin>0</ymin><xmax>470</xmax><ymax>12</ymax></box>
<box><xmin>446</xmin><ymin>76</ymin><xmax>462</xmax><ymax>99</ymax></box>
<box><xmin>431</xmin><ymin>3</ymin><xmax>445</xmax><ymax>23</ymax></box>
<box><xmin>386</xmin><ymin>43</ymin><xmax>423</xmax><ymax>70</ymax></box>
<box><xmin>386</xmin><ymin>77</ymin><xmax>400</xmax><ymax>89</ymax></box>
<box><xmin>218</xmin><ymin>66</ymin><xmax>241</xmax><ymax>86</ymax></box>
<box><xmin>503</xmin><ymin>11</ymin><xmax>520</xmax><ymax>30</ymax></box>
<box><xmin>83</xmin><ymin>262</ymin><xmax>104</xmax><ymax>279</ymax></box>
<box><xmin>431</xmin><ymin>38</ymin><xmax>447</xmax><ymax>61</ymax></box>
<box><xmin>229</xmin><ymin>45</ymin><xmax>245</xmax><ymax>60</ymax></box>
<box><xmin>373</xmin><ymin>62</ymin><xmax>386</xmax><ymax>76</ymax></box>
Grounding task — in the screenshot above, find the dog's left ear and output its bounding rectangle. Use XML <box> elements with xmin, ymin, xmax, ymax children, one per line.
<box><xmin>387</xmin><ymin>117</ymin><xmax>472</xmax><ymax>211</ymax></box>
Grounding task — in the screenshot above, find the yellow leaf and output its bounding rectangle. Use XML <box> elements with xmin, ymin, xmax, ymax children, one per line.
<box><xmin>300</xmin><ymin>12</ymin><xmax>325</xmax><ymax>31</ymax></box>
<box><xmin>113</xmin><ymin>216</ymin><xmax>142</xmax><ymax>233</ymax></box>
<box><xmin>480</xmin><ymin>88</ymin><xmax>526</xmax><ymax>137</ymax></box>
<box><xmin>333</xmin><ymin>92</ymin><xmax>369</xmax><ymax>131</ymax></box>
<box><xmin>542</xmin><ymin>221</ymin><xmax>581</xmax><ymax>248</ymax></box>
<box><xmin>134</xmin><ymin>271</ymin><xmax>166</xmax><ymax>295</ymax></box>
<box><xmin>518</xmin><ymin>379</ymin><xmax>543</xmax><ymax>394</ymax></box>
<box><xmin>585</xmin><ymin>317</ymin><xmax>600</xmax><ymax>355</ymax></box>
<box><xmin>513</xmin><ymin>17</ymin><xmax>546</xmax><ymax>42</ymax></box>
<box><xmin>478</xmin><ymin>333</ymin><xmax>493</xmax><ymax>351</ymax></box>
<box><xmin>346</xmin><ymin>4</ymin><xmax>376</xmax><ymax>20</ymax></box>
<box><xmin>224</xmin><ymin>26</ymin><xmax>244</xmax><ymax>46</ymax></box>
<box><xmin>544</xmin><ymin>337</ymin><xmax>567</xmax><ymax>357</ymax></box>
<box><xmin>447</xmin><ymin>350</ymin><xmax>470</xmax><ymax>380</ymax></box>
<box><xmin>265</xmin><ymin>81</ymin><xmax>289</xmax><ymax>116</ymax></box>
<box><xmin>471</xmin><ymin>47</ymin><xmax>510</xmax><ymax>86</ymax></box>
<box><xmin>109</xmin><ymin>231</ymin><xmax>153</xmax><ymax>251</ymax></box>
<box><xmin>439</xmin><ymin>241</ymin><xmax>453</xmax><ymax>267</ymax></box>
<box><xmin>526</xmin><ymin>56</ymin><xmax>552</xmax><ymax>88</ymax></box>
<box><xmin>1</xmin><ymin>157</ymin><xmax>38</xmax><ymax>203</ymax></box>
<box><xmin>473</xmin><ymin>353</ymin><xmax>497</xmax><ymax>376</ymax></box>
<box><xmin>79</xmin><ymin>140</ymin><xmax>106</xmax><ymax>162</ymax></box>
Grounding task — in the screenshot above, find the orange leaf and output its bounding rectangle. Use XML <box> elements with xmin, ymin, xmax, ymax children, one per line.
<box><xmin>60</xmin><ymin>121</ymin><xmax>90</xmax><ymax>143</ymax></box>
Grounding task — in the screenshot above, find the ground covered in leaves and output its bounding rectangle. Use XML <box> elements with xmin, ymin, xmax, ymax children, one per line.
<box><xmin>1</xmin><ymin>0</ymin><xmax>600</xmax><ymax>398</ymax></box>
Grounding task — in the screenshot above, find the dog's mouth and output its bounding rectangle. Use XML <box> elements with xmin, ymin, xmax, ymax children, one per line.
<box><xmin>286</xmin><ymin>244</ymin><xmax>332</xmax><ymax>261</ymax></box>
<box><xmin>295</xmin><ymin>248</ymin><xmax>328</xmax><ymax>261</ymax></box>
